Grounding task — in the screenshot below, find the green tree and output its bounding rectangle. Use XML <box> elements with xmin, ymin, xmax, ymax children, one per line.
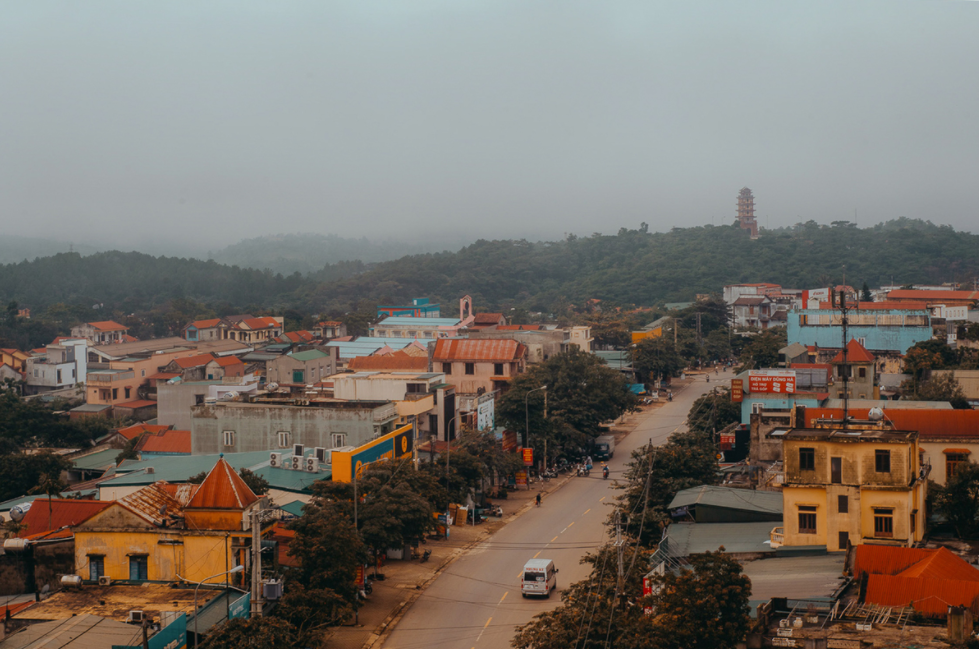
<box><xmin>274</xmin><ymin>583</ymin><xmax>352</xmax><ymax>647</ymax></box>
<box><xmin>642</xmin><ymin>551</ymin><xmax>752</xmax><ymax>649</ymax></box>
<box><xmin>934</xmin><ymin>462</ymin><xmax>979</xmax><ymax>539</ymax></box>
<box><xmin>238</xmin><ymin>468</ymin><xmax>270</xmax><ymax>495</ymax></box>
<box><xmin>906</xmin><ymin>372</ymin><xmax>968</xmax><ymax>407</ymax></box>
<box><xmin>632</xmin><ymin>336</ymin><xmax>683</xmax><ymax>384</ymax></box>
<box><xmin>358</xmin><ymin>483</ymin><xmax>436</xmax><ymax>569</ymax></box>
<box><xmin>736</xmin><ymin>329</ymin><xmax>786</xmax><ymax>371</ymax></box>
<box><xmin>199</xmin><ymin>616</ymin><xmax>296</xmax><ymax>649</ymax></box>
<box><xmin>861</xmin><ymin>282</ymin><xmax>872</xmax><ymax>302</ymax></box>
<box><xmin>287</xmin><ymin>503</ymin><xmax>368</xmax><ymax>610</ymax></box>
<box><xmin>0</xmin><ymin>452</ymin><xmax>73</xmax><ymax>502</ymax></box>
<box><xmin>687</xmin><ymin>388</ymin><xmax>742</xmax><ymax>437</ymax></box>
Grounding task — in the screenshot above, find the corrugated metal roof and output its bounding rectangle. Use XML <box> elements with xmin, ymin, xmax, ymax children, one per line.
<box><xmin>17</xmin><ymin>499</ymin><xmax>112</xmax><ymax>538</ymax></box>
<box><xmin>117</xmin><ymin>482</ymin><xmax>187</xmax><ymax>526</ymax></box>
<box><xmin>86</xmin><ymin>320</ymin><xmax>127</xmax><ymax>331</ymax></box>
<box><xmin>348</xmin><ymin>351</ymin><xmax>429</xmax><ymax>372</ymax></box>
<box><xmin>376</xmin><ymin>316</ymin><xmax>461</xmax><ymax>327</ymax></box>
<box><xmin>71</xmin><ymin>448</ymin><xmax>118</xmax><ymax>471</ymax></box>
<box><xmin>805</xmin><ymin>408</ymin><xmax>979</xmax><ymax>437</ymax></box>
<box><xmin>115</xmin><ymin>423</ymin><xmax>170</xmax><ymax>441</ymax></box>
<box><xmin>852</xmin><ymin>545</ymin><xmax>979</xmax><ymax>580</ymax></box>
<box><xmin>663</xmin><ymin>521</ymin><xmax>776</xmax><ymax>556</ymax></box>
<box><xmin>0</xmin><ymin>614</ymin><xmax>143</xmax><ymax>649</ymax></box>
<box><xmin>136</xmin><ymin>429</ymin><xmax>192</xmax><ymax>455</ymax></box>
<box><xmin>898</xmin><ymin>547</ymin><xmax>979</xmax><ymax>581</ymax></box>
<box><xmin>866</xmin><ymin>574</ymin><xmax>979</xmax><ymax>616</ymax></box>
<box><xmin>187</xmin><ymin>458</ymin><xmax>259</xmax><ymax>510</ymax></box>
<box><xmin>289</xmin><ymin>349</ymin><xmax>330</xmax><ymax>362</ymax></box>
<box><xmin>668</xmin><ymin>485</ymin><xmax>783</xmax><ymax>514</ymax></box>
<box><xmin>888</xmin><ymin>289</ymin><xmax>979</xmax><ymax>302</ymax></box>
<box><xmin>433</xmin><ymin>338</ymin><xmax>525</xmax><ymax>362</ymax></box>
<box><xmin>172</xmin><ymin>353</ymin><xmax>214</xmax><ymax>368</ymax></box>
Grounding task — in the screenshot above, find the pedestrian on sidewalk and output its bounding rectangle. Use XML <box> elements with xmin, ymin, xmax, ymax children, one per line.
<box><xmin>536</xmin><ymin>492</ymin><xmax>541</xmax><ymax>507</ymax></box>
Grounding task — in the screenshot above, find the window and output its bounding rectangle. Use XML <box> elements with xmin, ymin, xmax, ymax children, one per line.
<box><xmin>56</xmin><ymin>369</ymin><xmax>62</xmax><ymax>383</ymax></box>
<box><xmin>112</xmin><ymin>388</ymin><xmax>118</xmax><ymax>400</ymax></box>
<box><xmin>124</xmin><ymin>387</ymin><xmax>131</xmax><ymax>399</ymax></box>
<box><xmin>406</xmin><ymin>383</ymin><xmax>426</xmax><ymax>394</ymax></box>
<box><xmin>799</xmin><ymin>448</ymin><xmax>815</xmax><ymax>471</ymax></box>
<box><xmin>141</xmin><ymin>369</ymin><xmax>146</xmax><ymax>377</ymax></box>
<box><xmin>798</xmin><ymin>506</ymin><xmax>817</xmax><ymax>534</ymax></box>
<box><xmin>494</xmin><ymin>363</ymin><xmax>504</xmax><ymax>375</ymax></box>
<box><xmin>442</xmin><ymin>363</ymin><xmax>452</xmax><ymax>375</ymax></box>
<box><xmin>223</xmin><ymin>430</ymin><xmax>235</xmax><ymax>447</ymax></box>
<box><xmin>875</xmin><ymin>449</ymin><xmax>891</xmax><ymax>473</ymax></box>
<box><xmin>858</xmin><ymin>367</ymin><xmax>866</xmax><ymax>378</ymax></box>
<box><xmin>751</xmin><ymin>403</ymin><xmax>764</xmax><ymax>414</ymax></box>
<box><xmin>874</xmin><ymin>508</ymin><xmax>894</xmax><ymax>538</ymax></box>
<box><xmin>129</xmin><ymin>555</ymin><xmax>148</xmax><ymax>581</ymax></box>
<box><xmin>292</xmin><ymin>370</ymin><xmax>304</xmax><ymax>383</ymax></box>
<box><xmin>89</xmin><ymin>555</ymin><xmax>104</xmax><ymax>581</ymax></box>
<box><xmin>332</xmin><ymin>433</ymin><xmax>347</xmax><ymax>448</ymax></box>
<box><xmin>838</xmin><ymin>531</ymin><xmax>849</xmax><ymax>551</ymax></box>
<box><xmin>277</xmin><ymin>431</ymin><xmax>290</xmax><ymax>448</ymax></box>
<box><xmin>838</xmin><ymin>495</ymin><xmax>848</xmax><ymax>513</ymax></box>
<box><xmin>947</xmin><ymin>452</ymin><xmax>970</xmax><ymax>479</ymax></box>
<box><xmin>831</xmin><ymin>457</ymin><xmax>842</xmax><ymax>484</ymax></box>
<box><xmin>195</xmin><ymin>394</ymin><xmax>205</xmax><ymax>406</ymax></box>
<box><xmin>465</xmin><ymin>363</ymin><xmax>475</xmax><ymax>375</ymax></box>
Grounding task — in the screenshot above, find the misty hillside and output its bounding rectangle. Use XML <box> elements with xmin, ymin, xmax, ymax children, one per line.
<box><xmin>1</xmin><ymin>219</ymin><xmax>977</xmax><ymax>319</ymax></box>
<box><xmin>208</xmin><ymin>233</ymin><xmax>471</xmax><ymax>275</ymax></box>
<box><xmin>0</xmin><ymin>236</ymin><xmax>101</xmax><ymax>265</ymax></box>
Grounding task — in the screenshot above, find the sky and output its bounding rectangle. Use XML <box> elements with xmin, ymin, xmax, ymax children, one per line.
<box><xmin>2</xmin><ymin>1</ymin><xmax>978</xmax><ymax>253</ymax></box>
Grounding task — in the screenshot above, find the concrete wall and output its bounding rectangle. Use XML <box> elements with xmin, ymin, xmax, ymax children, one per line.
<box><xmin>266</xmin><ymin>353</ymin><xmax>337</xmax><ymax>385</ymax></box>
<box><xmin>0</xmin><ymin>541</ymin><xmax>75</xmax><ymax>597</ymax></box>
<box><xmin>157</xmin><ymin>381</ymin><xmax>259</xmax><ymax>432</ymax></box>
<box><xmin>787</xmin><ymin>309</ymin><xmax>932</xmax><ymax>354</ymax></box>
<box><xmin>190</xmin><ymin>402</ymin><xmax>398</xmax><ymax>454</ymax></box>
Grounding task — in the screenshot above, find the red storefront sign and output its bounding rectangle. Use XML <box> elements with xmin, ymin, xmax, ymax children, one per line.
<box><xmin>502</xmin><ymin>430</ymin><xmax>518</xmax><ymax>452</ymax></box>
<box><xmin>522</xmin><ymin>447</ymin><xmax>534</xmax><ymax>466</ymax></box>
<box><xmin>515</xmin><ymin>470</ymin><xmax>528</xmax><ymax>486</ymax></box>
<box><xmin>731</xmin><ymin>379</ymin><xmax>744</xmax><ymax>402</ymax></box>
<box><xmin>748</xmin><ymin>370</ymin><xmax>796</xmax><ymax>394</ymax></box>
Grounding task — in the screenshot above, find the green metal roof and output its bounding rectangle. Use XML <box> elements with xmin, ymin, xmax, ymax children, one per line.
<box><xmin>668</xmin><ymin>485</ymin><xmax>783</xmax><ymax>515</ymax></box>
<box><xmin>103</xmin><ymin>451</ymin><xmax>328</xmax><ymax>493</ymax></box>
<box><xmin>664</xmin><ymin>521</ymin><xmax>776</xmax><ymax>556</ymax></box>
<box><xmin>289</xmin><ymin>349</ymin><xmax>330</xmax><ymax>362</ymax></box>
<box><xmin>278</xmin><ymin>500</ymin><xmax>307</xmax><ymax>517</ymax></box>
<box><xmin>72</xmin><ymin>448</ymin><xmax>119</xmax><ymax>471</ymax></box>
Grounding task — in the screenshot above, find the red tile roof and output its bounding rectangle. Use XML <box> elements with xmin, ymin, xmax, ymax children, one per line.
<box><xmin>887</xmin><ymin>289</ymin><xmax>979</xmax><ymax>302</ymax></box>
<box><xmin>803</xmin><ymin>408</ymin><xmax>979</xmax><ymax>438</ymax></box>
<box><xmin>856</xmin><ymin>546</ymin><xmax>979</xmax><ymax>617</ymax></box>
<box><xmin>87</xmin><ymin>320</ymin><xmax>127</xmax><ymax>332</ymax></box>
<box><xmin>348</xmin><ymin>350</ymin><xmax>430</xmax><ymax>372</ymax></box>
<box><xmin>116</xmin><ymin>423</ymin><xmax>170</xmax><ymax>440</ymax></box>
<box><xmin>17</xmin><ymin>499</ymin><xmax>112</xmax><ymax>539</ymax></box>
<box><xmin>121</xmin><ymin>334</ymin><xmax>139</xmax><ymax>343</ymax></box>
<box><xmin>239</xmin><ymin>317</ymin><xmax>280</xmax><ymax>330</ymax></box>
<box><xmin>188</xmin><ymin>318</ymin><xmax>224</xmax><ymax>329</ymax></box>
<box><xmin>433</xmin><ymin>338</ymin><xmax>526</xmax><ymax>362</ymax></box>
<box><xmin>496</xmin><ymin>324</ymin><xmax>543</xmax><ymax>331</ymax></box>
<box><xmin>187</xmin><ymin>458</ymin><xmax>259</xmax><ymax>510</ymax></box>
<box><xmin>212</xmin><ymin>356</ymin><xmax>244</xmax><ymax>367</ymax></box>
<box><xmin>114</xmin><ymin>400</ymin><xmax>157</xmax><ymax>409</ymax></box>
<box><xmin>172</xmin><ymin>353</ymin><xmax>215</xmax><ymax>368</ymax></box>
<box><xmin>272</xmin><ymin>522</ymin><xmax>300</xmax><ymax>567</ymax></box>
<box><xmin>830</xmin><ymin>338</ymin><xmax>875</xmax><ymax>364</ymax></box>
<box><xmin>277</xmin><ymin>331</ymin><xmax>315</xmax><ymax>343</ymax></box>
<box><xmin>473</xmin><ymin>313</ymin><xmax>505</xmax><ymax>325</ymax></box>
<box><xmin>318</xmin><ymin>321</ymin><xmax>343</xmax><ymax>327</ymax></box>
<box><xmin>136</xmin><ymin>429</ymin><xmax>192</xmax><ymax>455</ymax></box>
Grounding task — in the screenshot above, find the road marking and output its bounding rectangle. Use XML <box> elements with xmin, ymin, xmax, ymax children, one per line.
<box><xmin>599</xmin><ymin>496</ymin><xmax>605</xmax><ymax>502</ymax></box>
<box><xmin>567</xmin><ymin>521</ymin><xmax>574</xmax><ymax>528</ymax></box>
<box><xmin>560</xmin><ymin>527</ymin><xmax>568</xmax><ymax>533</ymax></box>
<box><xmin>485</xmin><ymin>618</ymin><xmax>492</xmax><ymax>628</ymax></box>
<box><xmin>533</xmin><ymin>551</ymin><xmax>541</xmax><ymax>559</ymax></box>
<box><xmin>550</xmin><ymin>536</ymin><xmax>558</xmax><ymax>542</ymax></box>
<box><xmin>500</xmin><ymin>592</ymin><xmax>508</xmax><ymax>603</ymax></box>
<box><xmin>583</xmin><ymin>508</ymin><xmax>591</xmax><ymax>515</ymax></box>
<box><xmin>475</xmin><ymin>617</ymin><xmax>493</xmax><ymax>643</ymax></box>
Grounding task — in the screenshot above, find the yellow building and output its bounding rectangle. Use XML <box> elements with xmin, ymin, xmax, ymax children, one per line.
<box><xmin>773</xmin><ymin>427</ymin><xmax>926</xmax><ymax>552</ymax></box>
<box><xmin>73</xmin><ymin>459</ymin><xmax>268</xmax><ymax>584</ymax></box>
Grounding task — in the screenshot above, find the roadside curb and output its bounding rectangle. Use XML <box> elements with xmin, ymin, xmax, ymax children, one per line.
<box><xmin>361</xmin><ymin>472</ymin><xmax>576</xmax><ymax>649</ymax></box>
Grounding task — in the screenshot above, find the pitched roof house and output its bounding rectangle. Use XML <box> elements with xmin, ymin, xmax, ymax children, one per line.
<box><xmin>432</xmin><ymin>338</ymin><xmax>526</xmax><ymax>395</ymax></box>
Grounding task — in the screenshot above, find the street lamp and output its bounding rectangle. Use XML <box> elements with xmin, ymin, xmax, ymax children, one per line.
<box><xmin>194</xmin><ymin>564</ymin><xmax>245</xmax><ymax>648</ymax></box>
<box><xmin>524</xmin><ymin>385</ymin><xmax>548</xmax><ymax>471</ymax></box>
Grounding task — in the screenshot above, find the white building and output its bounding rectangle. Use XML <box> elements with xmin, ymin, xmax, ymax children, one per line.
<box><xmin>24</xmin><ymin>339</ymin><xmax>87</xmax><ymax>396</ymax></box>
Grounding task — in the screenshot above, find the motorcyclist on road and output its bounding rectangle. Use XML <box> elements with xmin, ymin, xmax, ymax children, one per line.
<box><xmin>536</xmin><ymin>492</ymin><xmax>542</xmax><ymax>507</ymax></box>
<box><xmin>602</xmin><ymin>464</ymin><xmax>609</xmax><ymax>479</ymax></box>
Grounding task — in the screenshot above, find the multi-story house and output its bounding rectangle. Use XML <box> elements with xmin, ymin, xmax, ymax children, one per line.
<box><xmin>70</xmin><ymin>321</ymin><xmax>129</xmax><ymax>345</ymax></box>
<box><xmin>828</xmin><ymin>338</ymin><xmax>878</xmax><ymax>400</ymax></box>
<box><xmin>772</xmin><ymin>425</ymin><xmax>927</xmax><ymax>552</ymax></box>
<box><xmin>182</xmin><ymin>318</ymin><xmax>229</xmax><ymax>342</ymax></box>
<box><xmin>266</xmin><ymin>348</ymin><xmax>337</xmax><ymax>385</ymax></box>
<box><xmin>432</xmin><ymin>338</ymin><xmax>526</xmax><ymax>396</ymax></box>
<box><xmin>23</xmin><ymin>339</ymin><xmax>88</xmax><ymax>395</ymax></box>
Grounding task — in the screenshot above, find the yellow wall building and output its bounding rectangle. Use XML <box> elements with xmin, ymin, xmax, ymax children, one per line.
<box><xmin>775</xmin><ymin>427</ymin><xmax>926</xmax><ymax>551</ymax></box>
<box><xmin>73</xmin><ymin>460</ymin><xmax>267</xmax><ymax>584</ymax></box>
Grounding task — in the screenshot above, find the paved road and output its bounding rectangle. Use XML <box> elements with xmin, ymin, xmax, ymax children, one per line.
<box><xmin>383</xmin><ymin>369</ymin><xmax>732</xmax><ymax>649</ymax></box>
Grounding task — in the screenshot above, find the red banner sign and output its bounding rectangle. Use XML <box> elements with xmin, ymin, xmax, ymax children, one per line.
<box><xmin>748</xmin><ymin>370</ymin><xmax>796</xmax><ymax>394</ymax></box>
<box><xmin>522</xmin><ymin>447</ymin><xmax>534</xmax><ymax>466</ymax></box>
<box><xmin>731</xmin><ymin>379</ymin><xmax>743</xmax><ymax>402</ymax></box>
<box><xmin>502</xmin><ymin>430</ymin><xmax>518</xmax><ymax>452</ymax></box>
<box><xmin>515</xmin><ymin>470</ymin><xmax>528</xmax><ymax>486</ymax></box>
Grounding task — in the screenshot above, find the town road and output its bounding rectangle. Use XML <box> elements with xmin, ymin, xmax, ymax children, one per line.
<box><xmin>382</xmin><ymin>368</ymin><xmax>734</xmax><ymax>649</ymax></box>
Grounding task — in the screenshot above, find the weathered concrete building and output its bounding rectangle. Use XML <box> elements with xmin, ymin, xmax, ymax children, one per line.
<box><xmin>190</xmin><ymin>398</ymin><xmax>399</xmax><ymax>454</ymax></box>
<box><xmin>266</xmin><ymin>348</ymin><xmax>338</xmax><ymax>385</ymax></box>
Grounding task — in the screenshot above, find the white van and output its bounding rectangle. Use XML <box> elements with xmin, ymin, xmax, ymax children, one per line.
<box><xmin>521</xmin><ymin>558</ymin><xmax>558</xmax><ymax>598</ymax></box>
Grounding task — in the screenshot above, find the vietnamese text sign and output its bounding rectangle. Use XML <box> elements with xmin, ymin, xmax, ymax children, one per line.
<box><xmin>748</xmin><ymin>370</ymin><xmax>796</xmax><ymax>394</ymax></box>
<box><xmin>731</xmin><ymin>379</ymin><xmax>743</xmax><ymax>402</ymax></box>
<box><xmin>522</xmin><ymin>447</ymin><xmax>534</xmax><ymax>466</ymax></box>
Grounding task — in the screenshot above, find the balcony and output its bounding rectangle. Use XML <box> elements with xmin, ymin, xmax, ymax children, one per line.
<box><xmin>770</xmin><ymin>527</ymin><xmax>784</xmax><ymax>549</ymax></box>
<box><xmin>87</xmin><ymin>370</ymin><xmax>135</xmax><ymax>385</ymax></box>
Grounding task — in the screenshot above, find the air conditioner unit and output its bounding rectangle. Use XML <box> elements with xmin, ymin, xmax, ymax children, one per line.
<box><xmin>290</xmin><ymin>456</ymin><xmax>301</xmax><ymax>470</ymax></box>
<box><xmin>98</xmin><ymin>575</ymin><xmax>112</xmax><ymax>586</ymax></box>
<box><xmin>293</xmin><ymin>444</ymin><xmax>305</xmax><ymax>458</ymax></box>
<box><xmin>314</xmin><ymin>447</ymin><xmax>327</xmax><ymax>463</ymax></box>
<box><xmin>304</xmin><ymin>456</ymin><xmax>318</xmax><ymax>473</ymax></box>
<box><xmin>128</xmin><ymin>610</ymin><xmax>144</xmax><ymax>623</ymax></box>
<box><xmin>269</xmin><ymin>452</ymin><xmax>282</xmax><ymax>468</ymax></box>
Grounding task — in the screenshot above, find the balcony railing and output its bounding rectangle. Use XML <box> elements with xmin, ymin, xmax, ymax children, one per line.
<box><xmin>770</xmin><ymin>527</ymin><xmax>784</xmax><ymax>549</ymax></box>
<box><xmin>87</xmin><ymin>371</ymin><xmax>135</xmax><ymax>384</ymax></box>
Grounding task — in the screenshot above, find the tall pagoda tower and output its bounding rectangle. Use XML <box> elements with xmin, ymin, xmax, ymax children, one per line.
<box><xmin>737</xmin><ymin>187</ymin><xmax>759</xmax><ymax>239</ymax></box>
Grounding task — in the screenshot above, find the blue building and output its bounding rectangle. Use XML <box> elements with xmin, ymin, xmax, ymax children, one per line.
<box><xmin>786</xmin><ymin>308</ymin><xmax>931</xmax><ymax>355</ymax></box>
<box><xmin>377</xmin><ymin>297</ymin><xmax>441</xmax><ymax>319</ymax></box>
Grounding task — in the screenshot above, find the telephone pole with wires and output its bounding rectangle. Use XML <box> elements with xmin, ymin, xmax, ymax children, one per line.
<box><xmin>614</xmin><ymin>510</ymin><xmax>624</xmax><ymax>598</ymax></box>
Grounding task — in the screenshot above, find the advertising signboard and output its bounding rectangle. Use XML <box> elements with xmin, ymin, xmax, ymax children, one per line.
<box><xmin>515</xmin><ymin>470</ymin><xmax>528</xmax><ymax>486</ymax></box>
<box><xmin>331</xmin><ymin>424</ymin><xmax>415</xmax><ymax>483</ymax></box>
<box><xmin>477</xmin><ymin>393</ymin><xmax>496</xmax><ymax>431</ymax></box>
<box><xmin>502</xmin><ymin>430</ymin><xmax>518</xmax><ymax>452</ymax></box>
<box><xmin>731</xmin><ymin>379</ymin><xmax>743</xmax><ymax>402</ymax></box>
<box><xmin>748</xmin><ymin>370</ymin><xmax>796</xmax><ymax>394</ymax></box>
<box><xmin>522</xmin><ymin>447</ymin><xmax>534</xmax><ymax>466</ymax></box>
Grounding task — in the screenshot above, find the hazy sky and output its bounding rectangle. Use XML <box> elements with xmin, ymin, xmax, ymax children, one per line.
<box><xmin>2</xmin><ymin>1</ymin><xmax>978</xmax><ymax>251</ymax></box>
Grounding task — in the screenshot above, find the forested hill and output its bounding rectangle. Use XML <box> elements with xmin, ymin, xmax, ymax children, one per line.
<box><xmin>1</xmin><ymin>219</ymin><xmax>977</xmax><ymax>318</ymax></box>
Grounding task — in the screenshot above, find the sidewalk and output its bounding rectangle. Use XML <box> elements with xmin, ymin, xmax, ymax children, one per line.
<box><xmin>325</xmin><ymin>476</ymin><xmax>567</xmax><ymax>649</ymax></box>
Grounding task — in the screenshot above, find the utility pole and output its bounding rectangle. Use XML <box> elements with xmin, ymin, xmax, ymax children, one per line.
<box><xmin>614</xmin><ymin>510</ymin><xmax>624</xmax><ymax>598</ymax></box>
<box><xmin>141</xmin><ymin>617</ymin><xmax>149</xmax><ymax>649</ymax></box>
<box><xmin>250</xmin><ymin>510</ymin><xmax>261</xmax><ymax>617</ymax></box>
